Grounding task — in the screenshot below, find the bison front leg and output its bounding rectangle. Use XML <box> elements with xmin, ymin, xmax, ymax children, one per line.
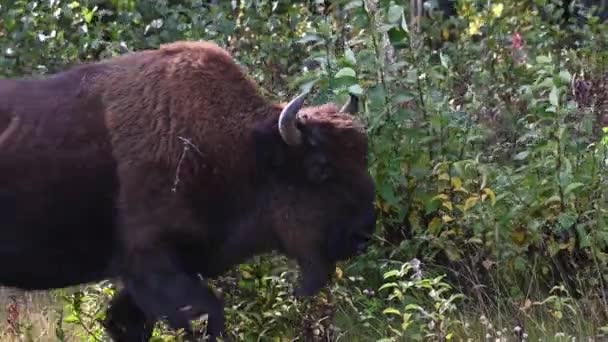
<box><xmin>122</xmin><ymin>271</ymin><xmax>225</xmax><ymax>341</ymax></box>
<box><xmin>103</xmin><ymin>289</ymin><xmax>155</xmax><ymax>342</ymax></box>
<box><xmin>295</xmin><ymin>255</ymin><xmax>335</xmax><ymax>298</ymax></box>
<box><xmin>113</xmin><ymin>163</ymin><xmax>226</xmax><ymax>340</ymax></box>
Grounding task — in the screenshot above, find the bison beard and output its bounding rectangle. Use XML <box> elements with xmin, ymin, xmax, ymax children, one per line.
<box><xmin>0</xmin><ymin>41</ymin><xmax>377</xmax><ymax>341</ymax></box>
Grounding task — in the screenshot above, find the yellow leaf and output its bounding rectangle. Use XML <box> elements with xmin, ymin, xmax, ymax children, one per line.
<box><xmin>438</xmin><ymin>172</ymin><xmax>450</xmax><ymax>181</ymax></box>
<box><xmin>552</xmin><ymin>310</ymin><xmax>563</xmax><ymax>320</ymax></box>
<box><xmin>432</xmin><ymin>193</ymin><xmax>449</xmax><ymax>202</ymax></box>
<box><xmin>512</xmin><ymin>227</ymin><xmax>527</xmax><ymax>246</ymax></box>
<box><xmin>383</xmin><ymin>307</ymin><xmax>401</xmax><ymax>316</ymax></box>
<box><xmin>335</xmin><ymin>266</ymin><xmax>343</xmax><ymax>279</ymax></box>
<box><xmin>463</xmin><ymin>196</ymin><xmax>479</xmax><ymax>212</ymax></box>
<box><xmin>428</xmin><ymin>217</ymin><xmax>443</xmax><ymax>234</ymax></box>
<box><xmin>520</xmin><ymin>298</ymin><xmax>532</xmax><ymax>311</ymax></box>
<box><xmin>544</xmin><ymin>195</ymin><xmax>562</xmax><ymax>206</ymax></box>
<box><xmin>451</xmin><ymin>177</ymin><xmax>463</xmax><ymax>190</ymax></box>
<box><xmin>559</xmin><ymin>239</ymin><xmax>575</xmax><ymax>253</ymax></box>
<box><xmin>454</xmin><ymin>186</ymin><xmax>470</xmax><ymax>194</ymax></box>
<box><xmin>442</xmin><ymin>215</ymin><xmax>454</xmax><ymax>223</ymax></box>
<box><xmin>467</xmin><ymin>237</ymin><xmax>483</xmax><ymax>245</ymax></box>
<box><xmin>442</xmin><ymin>200</ymin><xmax>454</xmax><ymax>211</ymax></box>
<box><xmin>482</xmin><ymin>188</ymin><xmax>497</xmax><ymax>206</ymax></box>
<box><xmin>442</xmin><ymin>28</ymin><xmax>450</xmax><ymax>41</ymax></box>
<box><xmin>491</xmin><ymin>3</ymin><xmax>504</xmax><ymax>18</ymax></box>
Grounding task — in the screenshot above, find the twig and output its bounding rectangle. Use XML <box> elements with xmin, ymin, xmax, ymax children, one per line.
<box><xmin>178</xmin><ymin>136</ymin><xmax>204</xmax><ymax>157</ymax></box>
<box><xmin>172</xmin><ymin>136</ymin><xmax>204</xmax><ymax>193</ymax></box>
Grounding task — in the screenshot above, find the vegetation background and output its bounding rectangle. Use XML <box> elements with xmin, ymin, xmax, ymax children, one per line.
<box><xmin>1</xmin><ymin>0</ymin><xmax>608</xmax><ymax>340</ymax></box>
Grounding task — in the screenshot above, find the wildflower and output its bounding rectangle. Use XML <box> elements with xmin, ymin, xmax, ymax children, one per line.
<box><xmin>491</xmin><ymin>3</ymin><xmax>504</xmax><ymax>18</ymax></box>
<box><xmin>468</xmin><ymin>15</ymin><xmax>483</xmax><ymax>36</ymax></box>
<box><xmin>409</xmin><ymin>258</ymin><xmax>423</xmax><ymax>280</ymax></box>
<box><xmin>511</xmin><ymin>31</ymin><xmax>527</xmax><ymax>64</ymax></box>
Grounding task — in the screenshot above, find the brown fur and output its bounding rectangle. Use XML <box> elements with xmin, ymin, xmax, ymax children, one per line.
<box><xmin>93</xmin><ymin>42</ymin><xmax>275</xmax><ymax>250</ymax></box>
<box><xmin>87</xmin><ymin>41</ymin><xmax>371</xmax><ymax>260</ymax></box>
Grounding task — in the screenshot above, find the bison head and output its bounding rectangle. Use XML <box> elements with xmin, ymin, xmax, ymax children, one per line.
<box><xmin>254</xmin><ymin>92</ymin><xmax>377</xmax><ymax>297</ymax></box>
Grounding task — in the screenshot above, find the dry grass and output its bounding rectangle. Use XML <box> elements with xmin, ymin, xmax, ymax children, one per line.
<box><xmin>0</xmin><ymin>287</ymin><xmax>83</xmax><ymax>342</ymax></box>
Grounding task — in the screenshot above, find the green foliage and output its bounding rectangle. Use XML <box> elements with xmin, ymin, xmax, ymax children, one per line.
<box><xmin>2</xmin><ymin>0</ymin><xmax>608</xmax><ymax>340</ymax></box>
<box><xmin>378</xmin><ymin>260</ymin><xmax>465</xmax><ymax>340</ymax></box>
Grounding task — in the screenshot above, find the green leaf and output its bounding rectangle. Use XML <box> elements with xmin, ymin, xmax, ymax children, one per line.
<box><xmin>388</xmin><ymin>4</ymin><xmax>404</xmax><ymax>23</ymax></box>
<box><xmin>83</xmin><ymin>9</ymin><xmax>95</xmax><ymax>24</ymax></box>
<box><xmin>379</xmin><ymin>282</ymin><xmax>400</xmax><ymax>291</ymax></box>
<box><xmin>564</xmin><ymin>182</ymin><xmax>584</xmax><ymax>195</ymax></box>
<box><xmin>537</xmin><ymin>77</ymin><xmax>555</xmax><ymax>89</ymax></box>
<box><xmin>536</xmin><ymin>55</ymin><xmax>553</xmax><ymax>64</ymax></box>
<box><xmin>297</xmin><ymin>33</ymin><xmax>322</xmax><ymax>44</ymax></box>
<box><xmin>513</xmin><ymin>151</ymin><xmax>530</xmax><ymax>160</ymax></box>
<box><xmin>549</xmin><ymin>86</ymin><xmax>559</xmax><ymax>107</ymax></box>
<box><xmin>348</xmin><ymin>84</ymin><xmax>363</xmax><ymax>95</ymax></box>
<box><xmin>63</xmin><ymin>314</ymin><xmax>80</xmax><ymax>323</ymax></box>
<box><xmin>383</xmin><ymin>270</ymin><xmax>401</xmax><ymax>279</ymax></box>
<box><xmin>378</xmin><ymin>181</ymin><xmax>399</xmax><ymax>207</ymax></box>
<box><xmin>558</xmin><ymin>212</ymin><xmax>577</xmax><ymax>230</ymax></box>
<box><xmin>559</xmin><ymin>70</ymin><xmax>572</xmax><ymax>83</ymax></box>
<box><xmin>401</xmin><ymin>10</ymin><xmax>409</xmax><ymax>33</ymax></box>
<box><xmin>440</xmin><ymin>52</ymin><xmax>450</xmax><ymax>69</ymax></box>
<box><xmin>393</xmin><ymin>92</ymin><xmax>415</xmax><ymax>104</ymax></box>
<box><xmin>383</xmin><ymin>307</ymin><xmax>402</xmax><ymax>316</ymax></box>
<box><xmin>335</xmin><ymin>67</ymin><xmax>356</xmax><ymax>79</ymax></box>
<box><xmin>387</xmin><ymin>27</ymin><xmax>408</xmax><ymax>48</ymax></box>
<box><xmin>544</xmin><ymin>195</ymin><xmax>562</xmax><ymax>206</ymax></box>
<box><xmin>577</xmin><ymin>226</ymin><xmax>591</xmax><ymax>248</ymax></box>
<box><xmin>514</xmin><ymin>256</ymin><xmax>527</xmax><ymax>272</ymax></box>
<box><xmin>368</xmin><ymin>84</ymin><xmax>387</xmax><ymax>110</ymax></box>
<box><xmin>344</xmin><ymin>48</ymin><xmax>356</xmax><ymax>65</ymax></box>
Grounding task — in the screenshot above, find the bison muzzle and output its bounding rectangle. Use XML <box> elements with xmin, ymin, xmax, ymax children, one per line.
<box><xmin>0</xmin><ymin>40</ymin><xmax>377</xmax><ymax>341</ymax></box>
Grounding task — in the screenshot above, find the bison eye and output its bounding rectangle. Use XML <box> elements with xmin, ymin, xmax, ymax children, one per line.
<box><xmin>305</xmin><ymin>153</ymin><xmax>332</xmax><ymax>183</ymax></box>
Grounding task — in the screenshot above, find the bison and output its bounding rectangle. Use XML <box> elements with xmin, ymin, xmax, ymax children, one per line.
<box><xmin>0</xmin><ymin>40</ymin><xmax>377</xmax><ymax>341</ymax></box>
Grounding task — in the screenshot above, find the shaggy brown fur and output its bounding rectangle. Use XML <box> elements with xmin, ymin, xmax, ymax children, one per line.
<box><xmin>91</xmin><ymin>41</ymin><xmax>372</xmax><ymax>267</ymax></box>
<box><xmin>0</xmin><ymin>40</ymin><xmax>376</xmax><ymax>341</ymax></box>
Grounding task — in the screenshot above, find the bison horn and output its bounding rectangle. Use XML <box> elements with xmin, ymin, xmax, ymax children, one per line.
<box><xmin>339</xmin><ymin>93</ymin><xmax>359</xmax><ymax>114</ymax></box>
<box><xmin>278</xmin><ymin>92</ymin><xmax>307</xmax><ymax>145</ymax></box>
